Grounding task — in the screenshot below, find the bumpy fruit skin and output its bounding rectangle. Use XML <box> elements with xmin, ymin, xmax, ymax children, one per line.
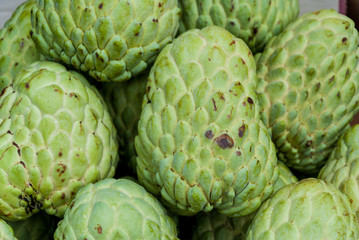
<box><xmin>192</xmin><ymin>161</ymin><xmax>297</xmax><ymax>240</ymax></box>
<box><xmin>0</xmin><ymin>219</ymin><xmax>16</xmax><ymax>240</ymax></box>
<box><xmin>7</xmin><ymin>212</ymin><xmax>58</xmax><ymax>240</ymax></box>
<box><xmin>135</xmin><ymin>26</ymin><xmax>278</xmax><ymax>217</ymax></box>
<box><xmin>319</xmin><ymin>124</ymin><xmax>359</xmax><ymax>219</ymax></box>
<box><xmin>54</xmin><ymin>178</ymin><xmax>179</xmax><ymax>240</ymax></box>
<box><xmin>102</xmin><ymin>73</ymin><xmax>148</xmax><ymax>172</ymax></box>
<box><xmin>0</xmin><ymin>0</ymin><xmax>43</xmax><ymax>90</ymax></box>
<box><xmin>0</xmin><ymin>61</ymin><xmax>119</xmax><ymax>221</ymax></box>
<box><xmin>246</xmin><ymin>178</ymin><xmax>359</xmax><ymax>240</ymax></box>
<box><xmin>31</xmin><ymin>0</ymin><xmax>181</xmax><ymax>82</ymax></box>
<box><xmin>178</xmin><ymin>0</ymin><xmax>299</xmax><ymax>53</ymax></box>
<box><xmin>256</xmin><ymin>9</ymin><xmax>359</xmax><ymax>173</ymax></box>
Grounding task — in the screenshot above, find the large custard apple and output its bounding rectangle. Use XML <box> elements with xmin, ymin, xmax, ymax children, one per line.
<box><xmin>0</xmin><ymin>61</ymin><xmax>119</xmax><ymax>221</ymax></box>
<box><xmin>0</xmin><ymin>0</ymin><xmax>43</xmax><ymax>90</ymax></box>
<box><xmin>256</xmin><ymin>9</ymin><xmax>359</xmax><ymax>173</ymax></box>
<box><xmin>135</xmin><ymin>26</ymin><xmax>278</xmax><ymax>217</ymax></box>
<box><xmin>102</xmin><ymin>72</ymin><xmax>148</xmax><ymax>173</ymax></box>
<box><xmin>192</xmin><ymin>161</ymin><xmax>298</xmax><ymax>240</ymax></box>
<box><xmin>246</xmin><ymin>178</ymin><xmax>359</xmax><ymax>240</ymax></box>
<box><xmin>31</xmin><ymin>0</ymin><xmax>181</xmax><ymax>82</ymax></box>
<box><xmin>54</xmin><ymin>178</ymin><xmax>179</xmax><ymax>240</ymax></box>
<box><xmin>0</xmin><ymin>219</ymin><xmax>16</xmax><ymax>240</ymax></box>
<box><xmin>178</xmin><ymin>0</ymin><xmax>299</xmax><ymax>53</ymax></box>
<box><xmin>319</xmin><ymin>124</ymin><xmax>359</xmax><ymax>219</ymax></box>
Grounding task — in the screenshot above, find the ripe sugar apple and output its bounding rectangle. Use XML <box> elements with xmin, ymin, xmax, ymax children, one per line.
<box><xmin>54</xmin><ymin>178</ymin><xmax>179</xmax><ymax>240</ymax></box>
<box><xmin>0</xmin><ymin>0</ymin><xmax>43</xmax><ymax>90</ymax></box>
<box><xmin>191</xmin><ymin>161</ymin><xmax>298</xmax><ymax>240</ymax></box>
<box><xmin>319</xmin><ymin>124</ymin><xmax>359</xmax><ymax>219</ymax></box>
<box><xmin>178</xmin><ymin>0</ymin><xmax>299</xmax><ymax>53</ymax></box>
<box><xmin>31</xmin><ymin>0</ymin><xmax>181</xmax><ymax>82</ymax></box>
<box><xmin>256</xmin><ymin>9</ymin><xmax>359</xmax><ymax>173</ymax></box>
<box><xmin>135</xmin><ymin>26</ymin><xmax>278</xmax><ymax>217</ymax></box>
<box><xmin>245</xmin><ymin>178</ymin><xmax>359</xmax><ymax>240</ymax></box>
<box><xmin>0</xmin><ymin>61</ymin><xmax>119</xmax><ymax>221</ymax></box>
<box><xmin>102</xmin><ymin>72</ymin><xmax>148</xmax><ymax>173</ymax></box>
<box><xmin>0</xmin><ymin>219</ymin><xmax>16</xmax><ymax>240</ymax></box>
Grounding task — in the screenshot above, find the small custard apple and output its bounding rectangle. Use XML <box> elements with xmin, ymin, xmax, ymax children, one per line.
<box><xmin>54</xmin><ymin>178</ymin><xmax>179</xmax><ymax>240</ymax></box>
<box><xmin>0</xmin><ymin>0</ymin><xmax>43</xmax><ymax>90</ymax></box>
<box><xmin>31</xmin><ymin>0</ymin><xmax>181</xmax><ymax>82</ymax></box>
<box><xmin>178</xmin><ymin>0</ymin><xmax>299</xmax><ymax>53</ymax></box>
<box><xmin>0</xmin><ymin>61</ymin><xmax>119</xmax><ymax>221</ymax></box>
<box><xmin>7</xmin><ymin>212</ymin><xmax>58</xmax><ymax>240</ymax></box>
<box><xmin>0</xmin><ymin>219</ymin><xmax>16</xmax><ymax>240</ymax></box>
<box><xmin>192</xmin><ymin>161</ymin><xmax>298</xmax><ymax>240</ymax></box>
<box><xmin>246</xmin><ymin>178</ymin><xmax>359</xmax><ymax>240</ymax></box>
<box><xmin>256</xmin><ymin>9</ymin><xmax>359</xmax><ymax>173</ymax></box>
<box><xmin>102</xmin><ymin>72</ymin><xmax>148</xmax><ymax>173</ymax></box>
<box><xmin>319</xmin><ymin>124</ymin><xmax>359</xmax><ymax>219</ymax></box>
<box><xmin>135</xmin><ymin>26</ymin><xmax>278</xmax><ymax>217</ymax></box>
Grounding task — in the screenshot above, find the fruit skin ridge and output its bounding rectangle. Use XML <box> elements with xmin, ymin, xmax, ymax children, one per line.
<box><xmin>135</xmin><ymin>26</ymin><xmax>278</xmax><ymax>217</ymax></box>
<box><xmin>256</xmin><ymin>9</ymin><xmax>359</xmax><ymax>173</ymax></box>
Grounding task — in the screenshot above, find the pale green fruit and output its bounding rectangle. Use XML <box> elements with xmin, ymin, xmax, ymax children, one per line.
<box><xmin>246</xmin><ymin>178</ymin><xmax>359</xmax><ymax>240</ymax></box>
<box><xmin>192</xmin><ymin>161</ymin><xmax>297</xmax><ymax>240</ymax></box>
<box><xmin>319</xmin><ymin>124</ymin><xmax>359</xmax><ymax>220</ymax></box>
<box><xmin>7</xmin><ymin>212</ymin><xmax>58</xmax><ymax>240</ymax></box>
<box><xmin>54</xmin><ymin>178</ymin><xmax>179</xmax><ymax>240</ymax></box>
<box><xmin>256</xmin><ymin>9</ymin><xmax>359</xmax><ymax>173</ymax></box>
<box><xmin>0</xmin><ymin>61</ymin><xmax>119</xmax><ymax>221</ymax></box>
<box><xmin>135</xmin><ymin>26</ymin><xmax>278</xmax><ymax>217</ymax></box>
<box><xmin>0</xmin><ymin>0</ymin><xmax>43</xmax><ymax>90</ymax></box>
<box><xmin>31</xmin><ymin>0</ymin><xmax>181</xmax><ymax>82</ymax></box>
<box><xmin>102</xmin><ymin>73</ymin><xmax>148</xmax><ymax>172</ymax></box>
<box><xmin>0</xmin><ymin>219</ymin><xmax>16</xmax><ymax>240</ymax></box>
<box><xmin>178</xmin><ymin>0</ymin><xmax>299</xmax><ymax>53</ymax></box>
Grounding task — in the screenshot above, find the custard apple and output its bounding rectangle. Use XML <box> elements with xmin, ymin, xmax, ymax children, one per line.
<box><xmin>135</xmin><ymin>26</ymin><xmax>278</xmax><ymax>217</ymax></box>
<box><xmin>0</xmin><ymin>0</ymin><xmax>43</xmax><ymax>90</ymax></box>
<box><xmin>0</xmin><ymin>219</ymin><xmax>16</xmax><ymax>240</ymax></box>
<box><xmin>54</xmin><ymin>178</ymin><xmax>179</xmax><ymax>240</ymax></box>
<box><xmin>256</xmin><ymin>9</ymin><xmax>359</xmax><ymax>173</ymax></box>
<box><xmin>178</xmin><ymin>0</ymin><xmax>299</xmax><ymax>53</ymax></box>
<box><xmin>192</xmin><ymin>161</ymin><xmax>298</xmax><ymax>240</ymax></box>
<box><xmin>319</xmin><ymin>124</ymin><xmax>359</xmax><ymax>219</ymax></box>
<box><xmin>0</xmin><ymin>61</ymin><xmax>119</xmax><ymax>221</ymax></box>
<box><xmin>246</xmin><ymin>178</ymin><xmax>359</xmax><ymax>240</ymax></box>
<box><xmin>31</xmin><ymin>0</ymin><xmax>181</xmax><ymax>82</ymax></box>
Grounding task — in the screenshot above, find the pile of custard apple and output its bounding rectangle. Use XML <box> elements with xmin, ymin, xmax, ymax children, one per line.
<box><xmin>1</xmin><ymin>0</ymin><xmax>359</xmax><ymax>239</ymax></box>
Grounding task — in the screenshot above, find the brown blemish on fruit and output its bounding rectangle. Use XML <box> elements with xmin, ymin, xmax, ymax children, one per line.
<box><xmin>152</xmin><ymin>19</ymin><xmax>158</xmax><ymax>23</ymax></box>
<box><xmin>158</xmin><ymin>2</ymin><xmax>163</xmax><ymax>7</ymax></box>
<box><xmin>0</xmin><ymin>86</ymin><xmax>8</xmax><ymax>97</ymax></box>
<box><xmin>230</xmin><ymin>21</ymin><xmax>235</xmax><ymax>26</ymax></box>
<box><xmin>19</xmin><ymin>161</ymin><xmax>25</xmax><ymax>167</ymax></box>
<box><xmin>337</xmin><ymin>92</ymin><xmax>340</xmax><ymax>98</ymax></box>
<box><xmin>61</xmin><ymin>193</ymin><xmax>65</xmax><ymax>199</ymax></box>
<box><xmin>205</xmin><ymin>130</ymin><xmax>214</xmax><ymax>139</ymax></box>
<box><xmin>215</xmin><ymin>134</ymin><xmax>234</xmax><ymax>149</ymax></box>
<box><xmin>59</xmin><ymin>151</ymin><xmax>63</xmax><ymax>157</ymax></box>
<box><xmin>238</xmin><ymin>125</ymin><xmax>245</xmax><ymax>138</ymax></box>
<box><xmin>95</xmin><ymin>224</ymin><xmax>103</xmax><ymax>234</ymax></box>
<box><xmin>212</xmin><ymin>98</ymin><xmax>217</xmax><ymax>111</ymax></box>
<box><xmin>306</xmin><ymin>141</ymin><xmax>312</xmax><ymax>147</ymax></box>
<box><xmin>342</xmin><ymin>37</ymin><xmax>347</xmax><ymax>43</ymax></box>
<box><xmin>7</xmin><ymin>130</ymin><xmax>12</xmax><ymax>135</ymax></box>
<box><xmin>329</xmin><ymin>76</ymin><xmax>335</xmax><ymax>83</ymax></box>
<box><xmin>230</xmin><ymin>40</ymin><xmax>235</xmax><ymax>45</ymax></box>
<box><xmin>236</xmin><ymin>151</ymin><xmax>241</xmax><ymax>156</ymax></box>
<box><xmin>315</xmin><ymin>83</ymin><xmax>320</xmax><ymax>90</ymax></box>
<box><xmin>247</xmin><ymin>97</ymin><xmax>254</xmax><ymax>104</ymax></box>
<box><xmin>99</xmin><ymin>3</ymin><xmax>103</xmax><ymax>9</ymax></box>
<box><xmin>57</xmin><ymin>164</ymin><xmax>67</xmax><ymax>177</ymax></box>
<box><xmin>25</xmin><ymin>82</ymin><xmax>30</xmax><ymax>89</ymax></box>
<box><xmin>253</xmin><ymin>27</ymin><xmax>258</xmax><ymax>35</ymax></box>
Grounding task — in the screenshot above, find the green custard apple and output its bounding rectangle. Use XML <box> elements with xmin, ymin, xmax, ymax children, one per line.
<box><xmin>256</xmin><ymin>9</ymin><xmax>359</xmax><ymax>173</ymax></box>
<box><xmin>0</xmin><ymin>219</ymin><xmax>16</xmax><ymax>240</ymax></box>
<box><xmin>319</xmin><ymin>124</ymin><xmax>359</xmax><ymax>219</ymax></box>
<box><xmin>246</xmin><ymin>178</ymin><xmax>359</xmax><ymax>240</ymax></box>
<box><xmin>178</xmin><ymin>0</ymin><xmax>299</xmax><ymax>53</ymax></box>
<box><xmin>0</xmin><ymin>61</ymin><xmax>119</xmax><ymax>221</ymax></box>
<box><xmin>135</xmin><ymin>26</ymin><xmax>278</xmax><ymax>217</ymax></box>
<box><xmin>0</xmin><ymin>0</ymin><xmax>43</xmax><ymax>90</ymax></box>
<box><xmin>54</xmin><ymin>178</ymin><xmax>179</xmax><ymax>240</ymax></box>
<box><xmin>31</xmin><ymin>0</ymin><xmax>181</xmax><ymax>82</ymax></box>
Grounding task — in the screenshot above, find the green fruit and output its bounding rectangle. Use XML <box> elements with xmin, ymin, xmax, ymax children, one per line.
<box><xmin>54</xmin><ymin>178</ymin><xmax>179</xmax><ymax>240</ymax></box>
<box><xmin>256</xmin><ymin>9</ymin><xmax>359</xmax><ymax>173</ymax></box>
<box><xmin>192</xmin><ymin>161</ymin><xmax>297</xmax><ymax>240</ymax></box>
<box><xmin>319</xmin><ymin>124</ymin><xmax>359</xmax><ymax>219</ymax></box>
<box><xmin>31</xmin><ymin>0</ymin><xmax>181</xmax><ymax>82</ymax></box>
<box><xmin>178</xmin><ymin>0</ymin><xmax>299</xmax><ymax>53</ymax></box>
<box><xmin>7</xmin><ymin>212</ymin><xmax>58</xmax><ymax>240</ymax></box>
<box><xmin>135</xmin><ymin>26</ymin><xmax>278</xmax><ymax>217</ymax></box>
<box><xmin>0</xmin><ymin>219</ymin><xmax>16</xmax><ymax>240</ymax></box>
<box><xmin>246</xmin><ymin>178</ymin><xmax>359</xmax><ymax>240</ymax></box>
<box><xmin>0</xmin><ymin>0</ymin><xmax>43</xmax><ymax>90</ymax></box>
<box><xmin>0</xmin><ymin>61</ymin><xmax>119</xmax><ymax>221</ymax></box>
<box><xmin>102</xmin><ymin>73</ymin><xmax>148</xmax><ymax>173</ymax></box>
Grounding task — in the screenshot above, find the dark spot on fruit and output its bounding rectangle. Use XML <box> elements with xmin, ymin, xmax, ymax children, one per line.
<box><xmin>170</xmin><ymin>168</ymin><xmax>174</xmax><ymax>172</ymax></box>
<box><xmin>30</xmin><ymin>30</ymin><xmax>33</xmax><ymax>37</ymax></box>
<box><xmin>342</xmin><ymin>37</ymin><xmax>347</xmax><ymax>43</ymax></box>
<box><xmin>248</xmin><ymin>51</ymin><xmax>252</xmax><ymax>56</ymax></box>
<box><xmin>180</xmin><ymin>176</ymin><xmax>184</xmax><ymax>180</ymax></box>
<box><xmin>205</xmin><ymin>130</ymin><xmax>214</xmax><ymax>139</ymax></box>
<box><xmin>238</xmin><ymin>125</ymin><xmax>245</xmax><ymax>138</ymax></box>
<box><xmin>95</xmin><ymin>224</ymin><xmax>103</xmax><ymax>234</ymax></box>
<box><xmin>135</xmin><ymin>32</ymin><xmax>139</xmax><ymax>36</ymax></box>
<box><xmin>70</xmin><ymin>201</ymin><xmax>75</xmax><ymax>209</ymax></box>
<box><xmin>269</xmin><ymin>0</ymin><xmax>271</xmax><ymax>4</ymax></box>
<box><xmin>158</xmin><ymin>2</ymin><xmax>163</xmax><ymax>7</ymax></box>
<box><xmin>8</xmin><ymin>27</ymin><xmax>13</xmax><ymax>32</ymax></box>
<box><xmin>236</xmin><ymin>151</ymin><xmax>241</xmax><ymax>156</ymax></box>
<box><xmin>329</xmin><ymin>76</ymin><xmax>335</xmax><ymax>83</ymax></box>
<box><xmin>337</xmin><ymin>92</ymin><xmax>340</xmax><ymax>98</ymax></box>
<box><xmin>25</xmin><ymin>83</ymin><xmax>29</xmax><ymax>89</ymax></box>
<box><xmin>7</xmin><ymin>130</ymin><xmax>12</xmax><ymax>135</ymax></box>
<box><xmin>99</xmin><ymin>3</ymin><xmax>103</xmax><ymax>9</ymax></box>
<box><xmin>58</xmin><ymin>164</ymin><xmax>67</xmax><ymax>177</ymax></box>
<box><xmin>315</xmin><ymin>83</ymin><xmax>320</xmax><ymax>90</ymax></box>
<box><xmin>85</xmin><ymin>7</ymin><xmax>88</xmax><ymax>11</ymax></box>
<box><xmin>253</xmin><ymin>27</ymin><xmax>258</xmax><ymax>34</ymax></box>
<box><xmin>59</xmin><ymin>151</ymin><xmax>62</xmax><ymax>157</ymax></box>
<box><xmin>212</xmin><ymin>98</ymin><xmax>217</xmax><ymax>111</ymax></box>
<box><xmin>12</xmin><ymin>142</ymin><xmax>19</xmax><ymax>148</ymax></box>
<box><xmin>61</xmin><ymin>193</ymin><xmax>65</xmax><ymax>199</ymax></box>
<box><xmin>20</xmin><ymin>39</ymin><xmax>24</xmax><ymax>49</ymax></box>
<box><xmin>215</xmin><ymin>134</ymin><xmax>234</xmax><ymax>149</ymax></box>
<box><xmin>230</xmin><ymin>40</ymin><xmax>235</xmax><ymax>45</ymax></box>
<box><xmin>243</xmin><ymin>101</ymin><xmax>246</xmax><ymax>106</ymax></box>
<box><xmin>247</xmin><ymin>97</ymin><xmax>254</xmax><ymax>104</ymax></box>
<box><xmin>0</xmin><ymin>86</ymin><xmax>8</xmax><ymax>97</ymax></box>
<box><xmin>208</xmin><ymin>58</ymin><xmax>211</xmax><ymax>61</ymax></box>
<box><xmin>306</xmin><ymin>141</ymin><xmax>312</xmax><ymax>147</ymax></box>
<box><xmin>19</xmin><ymin>161</ymin><xmax>25</xmax><ymax>167</ymax></box>
<box><xmin>219</xmin><ymin>93</ymin><xmax>225</xmax><ymax>100</ymax></box>
<box><xmin>230</xmin><ymin>21</ymin><xmax>235</xmax><ymax>25</ymax></box>
<box><xmin>346</xmin><ymin>69</ymin><xmax>350</xmax><ymax>79</ymax></box>
<box><xmin>152</xmin><ymin>19</ymin><xmax>158</xmax><ymax>23</ymax></box>
<box><xmin>241</xmin><ymin>58</ymin><xmax>245</xmax><ymax>65</ymax></box>
<box><xmin>147</xmin><ymin>100</ymin><xmax>151</xmax><ymax>103</ymax></box>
